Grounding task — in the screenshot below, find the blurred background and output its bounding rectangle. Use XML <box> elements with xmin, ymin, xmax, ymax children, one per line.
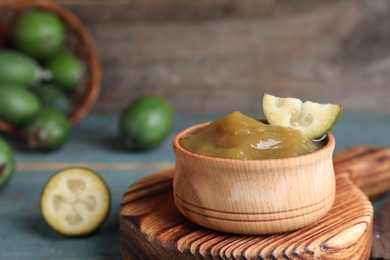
<box><xmin>2</xmin><ymin>1</ymin><xmax>390</xmax><ymax>258</ymax></box>
<box><xmin>57</xmin><ymin>0</ymin><xmax>390</xmax><ymax>116</ymax></box>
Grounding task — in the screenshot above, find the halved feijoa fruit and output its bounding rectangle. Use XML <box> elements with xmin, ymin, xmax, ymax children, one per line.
<box><xmin>40</xmin><ymin>167</ymin><xmax>111</xmax><ymax>236</ymax></box>
<box><xmin>262</xmin><ymin>93</ymin><xmax>342</xmax><ymax>139</ymax></box>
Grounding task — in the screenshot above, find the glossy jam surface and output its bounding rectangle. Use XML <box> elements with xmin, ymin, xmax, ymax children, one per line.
<box><xmin>179</xmin><ymin>112</ymin><xmax>324</xmax><ymax>160</ymax></box>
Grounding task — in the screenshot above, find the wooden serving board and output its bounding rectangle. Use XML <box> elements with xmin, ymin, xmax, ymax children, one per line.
<box><xmin>120</xmin><ymin>146</ymin><xmax>390</xmax><ymax>259</ymax></box>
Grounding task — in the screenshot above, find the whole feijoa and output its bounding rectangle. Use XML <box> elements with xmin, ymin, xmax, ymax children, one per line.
<box><xmin>0</xmin><ymin>50</ymin><xmax>48</xmax><ymax>86</ymax></box>
<box><xmin>0</xmin><ymin>83</ymin><xmax>41</xmax><ymax>126</ymax></box>
<box><xmin>33</xmin><ymin>83</ymin><xmax>74</xmax><ymax>116</ymax></box>
<box><xmin>11</xmin><ymin>10</ymin><xmax>65</xmax><ymax>60</ymax></box>
<box><xmin>24</xmin><ymin>107</ymin><xmax>71</xmax><ymax>151</ymax></box>
<box><xmin>119</xmin><ymin>95</ymin><xmax>174</xmax><ymax>151</ymax></box>
<box><xmin>46</xmin><ymin>52</ymin><xmax>84</xmax><ymax>91</ymax></box>
<box><xmin>0</xmin><ymin>138</ymin><xmax>15</xmax><ymax>189</ymax></box>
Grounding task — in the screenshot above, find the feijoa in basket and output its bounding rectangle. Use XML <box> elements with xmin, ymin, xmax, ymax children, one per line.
<box><xmin>0</xmin><ymin>0</ymin><xmax>100</xmax><ymax>138</ymax></box>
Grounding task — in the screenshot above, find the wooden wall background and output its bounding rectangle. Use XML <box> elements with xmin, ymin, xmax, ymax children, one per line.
<box><xmin>57</xmin><ymin>0</ymin><xmax>390</xmax><ymax>115</ymax></box>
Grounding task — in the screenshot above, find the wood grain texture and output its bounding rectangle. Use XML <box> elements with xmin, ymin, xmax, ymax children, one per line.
<box><xmin>333</xmin><ymin>146</ymin><xmax>390</xmax><ymax>200</ymax></box>
<box><xmin>55</xmin><ymin>0</ymin><xmax>390</xmax><ymax>115</ymax></box>
<box><xmin>372</xmin><ymin>198</ymin><xmax>390</xmax><ymax>259</ymax></box>
<box><xmin>119</xmin><ymin>146</ymin><xmax>390</xmax><ymax>259</ymax></box>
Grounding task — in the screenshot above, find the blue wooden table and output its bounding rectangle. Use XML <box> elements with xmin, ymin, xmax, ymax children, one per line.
<box><xmin>1</xmin><ymin>112</ymin><xmax>390</xmax><ymax>259</ymax></box>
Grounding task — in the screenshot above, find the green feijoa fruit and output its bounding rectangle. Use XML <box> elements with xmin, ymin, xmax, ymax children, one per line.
<box><xmin>0</xmin><ymin>50</ymin><xmax>50</xmax><ymax>86</ymax></box>
<box><xmin>33</xmin><ymin>84</ymin><xmax>74</xmax><ymax>116</ymax></box>
<box><xmin>24</xmin><ymin>107</ymin><xmax>71</xmax><ymax>151</ymax></box>
<box><xmin>119</xmin><ymin>95</ymin><xmax>174</xmax><ymax>151</ymax></box>
<box><xmin>0</xmin><ymin>84</ymin><xmax>41</xmax><ymax>126</ymax></box>
<box><xmin>262</xmin><ymin>93</ymin><xmax>343</xmax><ymax>139</ymax></box>
<box><xmin>0</xmin><ymin>138</ymin><xmax>15</xmax><ymax>189</ymax></box>
<box><xmin>41</xmin><ymin>167</ymin><xmax>111</xmax><ymax>236</ymax></box>
<box><xmin>11</xmin><ymin>10</ymin><xmax>65</xmax><ymax>60</ymax></box>
<box><xmin>46</xmin><ymin>53</ymin><xmax>84</xmax><ymax>91</ymax></box>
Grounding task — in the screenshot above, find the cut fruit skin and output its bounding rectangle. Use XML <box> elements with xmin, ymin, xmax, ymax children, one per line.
<box><xmin>40</xmin><ymin>167</ymin><xmax>111</xmax><ymax>236</ymax></box>
<box><xmin>262</xmin><ymin>93</ymin><xmax>342</xmax><ymax>139</ymax></box>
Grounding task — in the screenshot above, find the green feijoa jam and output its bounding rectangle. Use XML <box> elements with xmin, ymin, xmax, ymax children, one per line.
<box><xmin>179</xmin><ymin>111</ymin><xmax>324</xmax><ymax>160</ymax></box>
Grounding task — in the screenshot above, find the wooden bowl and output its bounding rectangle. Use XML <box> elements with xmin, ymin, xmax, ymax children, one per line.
<box><xmin>173</xmin><ymin>123</ymin><xmax>336</xmax><ymax>235</ymax></box>
<box><xmin>0</xmin><ymin>0</ymin><xmax>100</xmax><ymax>135</ymax></box>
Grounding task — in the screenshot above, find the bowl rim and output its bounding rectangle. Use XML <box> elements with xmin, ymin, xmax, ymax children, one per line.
<box><xmin>173</xmin><ymin>121</ymin><xmax>335</xmax><ymax>164</ymax></box>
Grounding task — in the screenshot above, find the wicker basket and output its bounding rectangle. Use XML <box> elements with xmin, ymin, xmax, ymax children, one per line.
<box><xmin>0</xmin><ymin>0</ymin><xmax>101</xmax><ymax>135</ymax></box>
